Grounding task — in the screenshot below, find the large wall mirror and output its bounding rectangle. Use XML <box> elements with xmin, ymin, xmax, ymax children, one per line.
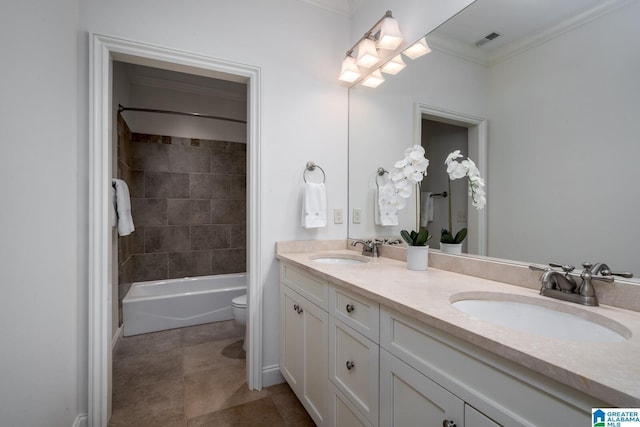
<box><xmin>348</xmin><ymin>0</ymin><xmax>640</xmax><ymax>280</ymax></box>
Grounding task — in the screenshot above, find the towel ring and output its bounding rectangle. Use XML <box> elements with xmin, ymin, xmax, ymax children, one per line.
<box><xmin>304</xmin><ymin>161</ymin><xmax>326</xmax><ymax>183</ymax></box>
<box><xmin>375</xmin><ymin>167</ymin><xmax>389</xmax><ymax>188</ymax></box>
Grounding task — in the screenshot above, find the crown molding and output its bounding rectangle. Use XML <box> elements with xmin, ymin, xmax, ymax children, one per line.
<box><xmin>300</xmin><ymin>0</ymin><xmax>351</xmax><ymax>16</ymax></box>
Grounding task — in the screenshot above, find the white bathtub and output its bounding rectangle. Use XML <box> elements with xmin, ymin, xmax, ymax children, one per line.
<box><xmin>123</xmin><ymin>273</ymin><xmax>246</xmax><ymax>336</ymax></box>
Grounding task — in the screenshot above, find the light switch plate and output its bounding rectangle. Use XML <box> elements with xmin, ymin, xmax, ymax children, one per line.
<box><xmin>352</xmin><ymin>208</ymin><xmax>361</xmax><ymax>224</ymax></box>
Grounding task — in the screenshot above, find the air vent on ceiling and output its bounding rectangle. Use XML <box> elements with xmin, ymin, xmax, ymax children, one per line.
<box><xmin>475</xmin><ymin>32</ymin><xmax>501</xmax><ymax>47</ymax></box>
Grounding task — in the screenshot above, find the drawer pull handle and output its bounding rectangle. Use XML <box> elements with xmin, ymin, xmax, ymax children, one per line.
<box><xmin>345</xmin><ymin>360</ymin><xmax>355</xmax><ymax>370</ymax></box>
<box><xmin>346</xmin><ymin>304</ymin><xmax>355</xmax><ymax>314</ymax></box>
<box><xmin>293</xmin><ymin>304</ymin><xmax>303</xmax><ymax>314</ymax></box>
<box><xmin>442</xmin><ymin>420</ymin><xmax>457</xmax><ymax>427</ymax></box>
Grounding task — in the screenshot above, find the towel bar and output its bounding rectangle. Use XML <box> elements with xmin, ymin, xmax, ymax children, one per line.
<box><xmin>304</xmin><ymin>161</ymin><xmax>326</xmax><ymax>183</ymax></box>
<box><xmin>375</xmin><ymin>167</ymin><xmax>389</xmax><ymax>189</ymax></box>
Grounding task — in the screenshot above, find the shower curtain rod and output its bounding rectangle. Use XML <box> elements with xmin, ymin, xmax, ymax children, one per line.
<box><xmin>117</xmin><ymin>104</ymin><xmax>247</xmax><ymax>124</ymax></box>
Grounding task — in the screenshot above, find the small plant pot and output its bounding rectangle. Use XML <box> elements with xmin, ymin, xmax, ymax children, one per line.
<box><xmin>440</xmin><ymin>243</ymin><xmax>462</xmax><ymax>255</ymax></box>
<box><xmin>406</xmin><ymin>246</ymin><xmax>429</xmax><ymax>271</ymax></box>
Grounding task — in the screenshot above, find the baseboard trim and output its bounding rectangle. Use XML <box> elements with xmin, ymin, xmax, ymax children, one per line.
<box><xmin>112</xmin><ymin>325</ymin><xmax>123</xmax><ymax>353</ymax></box>
<box><xmin>262</xmin><ymin>364</ymin><xmax>284</xmax><ymax>388</ymax></box>
<box><xmin>72</xmin><ymin>413</ymin><xmax>88</xmax><ymax>427</ymax></box>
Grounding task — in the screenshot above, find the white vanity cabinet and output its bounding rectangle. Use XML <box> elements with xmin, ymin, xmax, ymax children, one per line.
<box><xmin>279</xmin><ymin>264</ymin><xmax>329</xmax><ymax>426</ymax></box>
<box><xmin>279</xmin><ymin>260</ymin><xmax>607</xmax><ymax>427</ymax></box>
<box><xmin>380</xmin><ymin>307</ymin><xmax>605</xmax><ymax>426</ymax></box>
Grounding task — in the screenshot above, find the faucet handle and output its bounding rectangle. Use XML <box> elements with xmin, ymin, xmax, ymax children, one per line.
<box><xmin>549</xmin><ymin>262</ymin><xmax>575</xmax><ymax>273</ymax></box>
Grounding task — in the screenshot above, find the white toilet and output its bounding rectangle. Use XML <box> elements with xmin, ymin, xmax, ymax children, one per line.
<box><xmin>231</xmin><ymin>294</ymin><xmax>247</xmax><ymax>350</ymax></box>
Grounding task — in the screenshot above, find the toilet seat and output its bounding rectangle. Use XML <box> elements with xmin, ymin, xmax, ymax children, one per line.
<box><xmin>232</xmin><ymin>294</ymin><xmax>247</xmax><ymax>308</ymax></box>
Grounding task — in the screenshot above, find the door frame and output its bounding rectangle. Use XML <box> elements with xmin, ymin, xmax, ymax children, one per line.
<box><xmin>89</xmin><ymin>34</ymin><xmax>263</xmax><ymax>426</ymax></box>
<box><xmin>414</xmin><ymin>103</ymin><xmax>488</xmax><ymax>255</ymax></box>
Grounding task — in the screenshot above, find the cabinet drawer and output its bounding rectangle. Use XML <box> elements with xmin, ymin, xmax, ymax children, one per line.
<box><xmin>280</xmin><ymin>263</ymin><xmax>329</xmax><ymax>310</ymax></box>
<box><xmin>330</xmin><ymin>286</ymin><xmax>379</xmax><ymax>342</ymax></box>
<box><xmin>327</xmin><ymin>381</ymin><xmax>375</xmax><ymax>427</ymax></box>
<box><xmin>380</xmin><ymin>307</ymin><xmax>603</xmax><ymax>426</ymax></box>
<box><xmin>329</xmin><ymin>317</ymin><xmax>379</xmax><ymax>426</ymax></box>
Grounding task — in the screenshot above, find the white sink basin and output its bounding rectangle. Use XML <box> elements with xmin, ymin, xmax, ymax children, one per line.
<box><xmin>451</xmin><ymin>293</ymin><xmax>630</xmax><ymax>343</ymax></box>
<box><xmin>311</xmin><ymin>255</ymin><xmax>369</xmax><ymax>265</ymax></box>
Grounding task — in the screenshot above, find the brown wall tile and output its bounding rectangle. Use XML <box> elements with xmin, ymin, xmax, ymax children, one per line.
<box><xmin>145</xmin><ymin>226</ymin><xmax>190</xmax><ymax>253</ymax></box>
<box><xmin>168</xmin><ymin>199</ymin><xmax>210</xmax><ymax>225</ymax></box>
<box><xmin>167</xmin><ymin>145</ymin><xmax>210</xmax><ymax>173</ymax></box>
<box><xmin>132</xmin><ymin>198</ymin><xmax>168</xmax><ymax>226</ymax></box>
<box><xmin>211</xmin><ymin>249</ymin><xmax>246</xmax><ymax>274</ymax></box>
<box><xmin>145</xmin><ymin>172</ymin><xmax>190</xmax><ymax>199</ymax></box>
<box><xmin>190</xmin><ymin>174</ymin><xmax>229</xmax><ymax>199</ymax></box>
<box><xmin>191</xmin><ymin>225</ymin><xmax>230</xmax><ymax>250</ymax></box>
<box><xmin>132</xmin><ymin>141</ymin><xmax>169</xmax><ymax>172</ymax></box>
<box><xmin>133</xmin><ymin>253</ymin><xmax>168</xmax><ymax>282</ymax></box>
<box><xmin>168</xmin><ymin>251</ymin><xmax>211</xmax><ymax>279</ymax></box>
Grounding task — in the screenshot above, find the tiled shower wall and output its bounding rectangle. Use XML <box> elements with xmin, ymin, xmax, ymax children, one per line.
<box><xmin>116</xmin><ymin>115</ymin><xmax>247</xmax><ymax>322</ymax></box>
<box><xmin>117</xmin><ymin>114</ymin><xmax>134</xmax><ymax>324</ymax></box>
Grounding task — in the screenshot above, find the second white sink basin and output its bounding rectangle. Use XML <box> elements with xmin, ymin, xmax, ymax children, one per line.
<box><xmin>451</xmin><ymin>293</ymin><xmax>630</xmax><ymax>343</ymax></box>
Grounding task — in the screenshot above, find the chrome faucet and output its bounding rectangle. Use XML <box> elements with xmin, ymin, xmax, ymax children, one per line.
<box><xmin>351</xmin><ymin>239</ymin><xmax>381</xmax><ymax>257</ymax></box>
<box><xmin>530</xmin><ymin>262</ymin><xmax>632</xmax><ymax>306</ymax></box>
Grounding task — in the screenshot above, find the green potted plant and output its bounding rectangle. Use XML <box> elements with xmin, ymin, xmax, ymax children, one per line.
<box><xmin>440</xmin><ymin>150</ymin><xmax>486</xmax><ymax>254</ymax></box>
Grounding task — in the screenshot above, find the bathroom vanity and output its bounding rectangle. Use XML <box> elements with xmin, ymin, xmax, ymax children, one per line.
<box><xmin>276</xmin><ymin>241</ymin><xmax>640</xmax><ymax>426</ymax></box>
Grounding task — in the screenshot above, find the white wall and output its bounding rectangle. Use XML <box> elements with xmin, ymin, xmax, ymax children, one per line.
<box><xmin>487</xmin><ymin>1</ymin><xmax>640</xmax><ymax>272</ymax></box>
<box><xmin>0</xmin><ymin>1</ymin><xmax>80</xmax><ymax>426</ymax></box>
<box><xmin>78</xmin><ymin>0</ymin><xmax>351</xmax><ymax>409</ymax></box>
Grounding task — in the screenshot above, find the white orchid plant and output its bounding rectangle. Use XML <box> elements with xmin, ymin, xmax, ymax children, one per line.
<box><xmin>441</xmin><ymin>150</ymin><xmax>486</xmax><ymax>244</ymax></box>
<box><xmin>390</xmin><ymin>145</ymin><xmax>432</xmax><ymax>246</ymax></box>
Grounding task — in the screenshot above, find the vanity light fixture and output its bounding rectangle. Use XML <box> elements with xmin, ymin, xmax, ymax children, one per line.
<box><xmin>380</xmin><ymin>54</ymin><xmax>406</xmax><ymax>75</ymax></box>
<box><xmin>361</xmin><ymin>69</ymin><xmax>385</xmax><ymax>88</ymax></box>
<box><xmin>355</xmin><ymin>37</ymin><xmax>380</xmax><ymax>68</ymax></box>
<box><xmin>338</xmin><ymin>10</ymin><xmax>403</xmax><ymax>83</ymax></box>
<box><xmin>377</xmin><ymin>15</ymin><xmax>404</xmax><ymax>50</ymax></box>
<box><xmin>338</xmin><ymin>54</ymin><xmax>362</xmax><ymax>83</ymax></box>
<box><xmin>403</xmin><ymin>37</ymin><xmax>432</xmax><ymax>60</ymax></box>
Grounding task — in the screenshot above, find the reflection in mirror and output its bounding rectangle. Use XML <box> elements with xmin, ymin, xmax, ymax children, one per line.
<box><xmin>348</xmin><ymin>0</ymin><xmax>640</xmax><ymax>280</ymax></box>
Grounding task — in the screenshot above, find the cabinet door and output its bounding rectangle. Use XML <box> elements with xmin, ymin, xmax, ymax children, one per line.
<box><xmin>279</xmin><ymin>284</ymin><xmax>328</xmax><ymax>426</ymax></box>
<box><xmin>380</xmin><ymin>349</ymin><xmax>464</xmax><ymax>427</ymax></box>
<box><xmin>301</xmin><ymin>295</ymin><xmax>329</xmax><ymax>425</ymax></box>
<box><xmin>465</xmin><ymin>405</ymin><xmax>501</xmax><ymax>427</ymax></box>
<box><xmin>280</xmin><ymin>286</ymin><xmax>304</xmax><ymax>389</ymax></box>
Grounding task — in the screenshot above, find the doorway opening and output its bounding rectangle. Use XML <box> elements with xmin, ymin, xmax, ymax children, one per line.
<box><xmin>414</xmin><ymin>103</ymin><xmax>487</xmax><ymax>256</ymax></box>
<box><xmin>90</xmin><ymin>34</ymin><xmax>262</xmax><ymax>427</ymax></box>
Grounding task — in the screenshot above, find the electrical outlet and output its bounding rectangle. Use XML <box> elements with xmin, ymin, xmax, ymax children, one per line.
<box><xmin>334</xmin><ymin>208</ymin><xmax>343</xmax><ymax>224</ymax></box>
<box><xmin>457</xmin><ymin>210</ymin><xmax>467</xmax><ymax>222</ymax></box>
<box><xmin>352</xmin><ymin>208</ymin><xmax>362</xmax><ymax>224</ymax></box>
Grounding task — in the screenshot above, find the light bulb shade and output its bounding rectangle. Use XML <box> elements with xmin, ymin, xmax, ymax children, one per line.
<box><xmin>355</xmin><ymin>38</ymin><xmax>380</xmax><ymax>68</ymax></box>
<box><xmin>361</xmin><ymin>69</ymin><xmax>385</xmax><ymax>88</ymax></box>
<box><xmin>403</xmin><ymin>37</ymin><xmax>431</xmax><ymax>60</ymax></box>
<box><xmin>338</xmin><ymin>56</ymin><xmax>362</xmax><ymax>83</ymax></box>
<box><xmin>377</xmin><ymin>17</ymin><xmax>403</xmax><ymax>50</ymax></box>
<box><xmin>381</xmin><ymin>54</ymin><xmax>406</xmax><ymax>75</ymax></box>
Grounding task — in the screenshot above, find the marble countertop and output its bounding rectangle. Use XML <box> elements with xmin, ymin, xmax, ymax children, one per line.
<box><xmin>276</xmin><ymin>248</ymin><xmax>640</xmax><ymax>407</ymax></box>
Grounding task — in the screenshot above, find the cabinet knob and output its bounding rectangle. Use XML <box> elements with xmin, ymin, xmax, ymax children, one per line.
<box><xmin>442</xmin><ymin>420</ymin><xmax>457</xmax><ymax>427</ymax></box>
<box><xmin>346</xmin><ymin>303</ymin><xmax>355</xmax><ymax>314</ymax></box>
<box><xmin>292</xmin><ymin>304</ymin><xmax>303</xmax><ymax>314</ymax></box>
<box><xmin>346</xmin><ymin>360</ymin><xmax>355</xmax><ymax>370</ymax></box>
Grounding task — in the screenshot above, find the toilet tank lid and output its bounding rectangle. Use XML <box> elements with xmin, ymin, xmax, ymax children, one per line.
<box><xmin>232</xmin><ymin>294</ymin><xmax>247</xmax><ymax>306</ymax></box>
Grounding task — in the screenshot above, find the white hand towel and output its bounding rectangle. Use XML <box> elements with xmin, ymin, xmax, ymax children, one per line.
<box><xmin>112</xmin><ymin>178</ymin><xmax>135</xmax><ymax>236</ymax></box>
<box><xmin>301</xmin><ymin>182</ymin><xmax>327</xmax><ymax>229</ymax></box>
<box><xmin>421</xmin><ymin>192</ymin><xmax>433</xmax><ymax>226</ymax></box>
<box><xmin>111</xmin><ymin>186</ymin><xmax>117</xmax><ymax>228</ymax></box>
<box><xmin>375</xmin><ymin>182</ymin><xmax>398</xmax><ymax>226</ymax></box>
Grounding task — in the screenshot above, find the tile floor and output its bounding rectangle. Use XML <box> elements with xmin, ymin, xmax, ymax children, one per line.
<box><xmin>109</xmin><ymin>320</ymin><xmax>314</xmax><ymax>426</ymax></box>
